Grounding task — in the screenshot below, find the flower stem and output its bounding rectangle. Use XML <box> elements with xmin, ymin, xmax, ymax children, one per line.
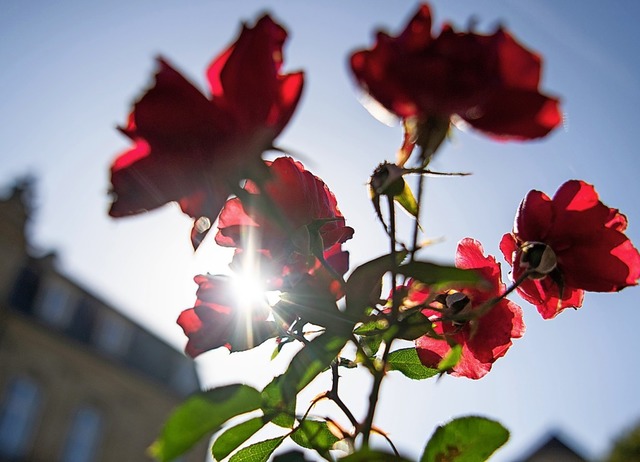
<box><xmin>327</xmin><ymin>361</ymin><xmax>359</xmax><ymax>429</ymax></box>
<box><xmin>361</xmin><ymin>196</ymin><xmax>400</xmax><ymax>447</ymax></box>
<box><xmin>410</xmin><ymin>147</ymin><xmax>427</xmax><ymax>262</ymax></box>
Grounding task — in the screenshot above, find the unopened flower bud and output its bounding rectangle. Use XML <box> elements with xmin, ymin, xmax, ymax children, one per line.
<box><xmin>370</xmin><ymin>162</ymin><xmax>405</xmax><ymax>197</ymax></box>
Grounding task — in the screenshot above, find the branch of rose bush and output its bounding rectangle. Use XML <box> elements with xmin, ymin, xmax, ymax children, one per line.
<box><xmin>410</xmin><ymin>150</ymin><xmax>427</xmax><ymax>263</ymax></box>
<box><xmin>326</xmin><ymin>361</ymin><xmax>360</xmax><ymax>430</ymax></box>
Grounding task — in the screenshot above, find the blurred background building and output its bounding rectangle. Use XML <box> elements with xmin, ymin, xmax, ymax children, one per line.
<box><xmin>514</xmin><ymin>432</ymin><xmax>588</xmax><ymax>462</ymax></box>
<box><xmin>0</xmin><ymin>179</ymin><xmax>205</xmax><ymax>461</ymax></box>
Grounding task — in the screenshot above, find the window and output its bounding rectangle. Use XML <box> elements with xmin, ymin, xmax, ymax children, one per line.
<box><xmin>66</xmin><ymin>299</ymin><xmax>96</xmax><ymax>343</ymax></box>
<box><xmin>9</xmin><ymin>266</ymin><xmax>40</xmax><ymax>314</ymax></box>
<box><xmin>61</xmin><ymin>406</ymin><xmax>103</xmax><ymax>462</ymax></box>
<box><xmin>93</xmin><ymin>313</ymin><xmax>132</xmax><ymax>357</ymax></box>
<box><xmin>0</xmin><ymin>376</ymin><xmax>42</xmax><ymax>458</ymax></box>
<box><xmin>36</xmin><ymin>279</ymin><xmax>76</xmax><ymax>328</ymax></box>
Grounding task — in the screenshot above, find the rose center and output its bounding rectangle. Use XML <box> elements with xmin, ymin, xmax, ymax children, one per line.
<box><xmin>520</xmin><ymin>241</ymin><xmax>557</xmax><ymax>279</ymax></box>
<box><xmin>435</xmin><ymin>290</ymin><xmax>471</xmax><ymax>324</ymax></box>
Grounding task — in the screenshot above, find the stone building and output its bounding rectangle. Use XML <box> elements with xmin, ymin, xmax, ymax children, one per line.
<box><xmin>514</xmin><ymin>432</ymin><xmax>588</xmax><ymax>462</ymax></box>
<box><xmin>0</xmin><ymin>180</ymin><xmax>205</xmax><ymax>462</ymax></box>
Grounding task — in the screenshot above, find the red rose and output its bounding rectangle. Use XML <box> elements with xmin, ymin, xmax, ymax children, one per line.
<box><xmin>500</xmin><ymin>180</ymin><xmax>640</xmax><ymax>319</ymax></box>
<box><xmin>177</xmin><ymin>275</ymin><xmax>275</xmax><ymax>358</ymax></box>
<box><xmin>415</xmin><ymin>238</ymin><xmax>525</xmax><ymax>379</ymax></box>
<box><xmin>350</xmin><ymin>3</ymin><xmax>561</xmax><ymax>142</ymax></box>
<box><xmin>109</xmin><ymin>15</ymin><xmax>304</xmax><ymax>249</ymax></box>
<box><xmin>216</xmin><ymin>157</ymin><xmax>354</xmax><ymax>286</ymax></box>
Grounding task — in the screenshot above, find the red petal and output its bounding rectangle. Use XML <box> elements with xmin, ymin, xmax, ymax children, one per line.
<box><xmin>545</xmin><ymin>181</ymin><xmax>640</xmax><ymax>290</ymax></box>
<box><xmin>499</xmin><ymin>233</ymin><xmax>518</xmax><ymax>268</ymax></box>
<box><xmin>396</xmin><ymin>4</ymin><xmax>433</xmax><ymax>51</ymax></box>
<box><xmin>455</xmin><ymin>238</ymin><xmax>498</xmax><ymax>275</ymax></box>
<box><xmin>215</xmin><ymin>197</ymin><xmax>261</xmax><ymax>248</ymax></box>
<box><xmin>211</xmin><ymin>15</ymin><xmax>291</xmax><ymax>130</ymax></box>
<box><xmin>558</xmin><ymin>227</ymin><xmax>640</xmax><ymax>291</ymax></box>
<box><xmin>270</xmin><ymin>72</ymin><xmax>304</xmax><ymax>132</ymax></box>
<box><xmin>606</xmin><ymin>209</ymin><xmax>628</xmax><ymax>232</ymax></box>
<box><xmin>494</xmin><ymin>28</ymin><xmax>542</xmax><ymax>90</ymax></box>
<box><xmin>416</xmin><ymin>336</ymin><xmax>449</xmax><ymax>369</ymax></box>
<box><xmin>515</xmin><ymin>189</ymin><xmax>553</xmax><ymax>242</ymax></box>
<box><xmin>134</xmin><ymin>58</ymin><xmax>229</xmax><ymax>146</ymax></box>
<box><xmin>177</xmin><ymin>306</ymin><xmax>232</xmax><ymax>358</ymax></box>
<box><xmin>110</xmin><ymin>141</ymin><xmax>199</xmax><ymax>216</ymax></box>
<box><xmin>461</xmin><ymin>89</ymin><xmax>562</xmax><ymax>140</ymax></box>
<box><xmin>516</xmin><ymin>277</ymin><xmax>584</xmax><ymax>319</ymax></box>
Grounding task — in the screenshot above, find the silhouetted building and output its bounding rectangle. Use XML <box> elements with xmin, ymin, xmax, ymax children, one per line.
<box><xmin>0</xmin><ymin>180</ymin><xmax>205</xmax><ymax>461</ymax></box>
<box><xmin>515</xmin><ymin>432</ymin><xmax>589</xmax><ymax>462</ymax></box>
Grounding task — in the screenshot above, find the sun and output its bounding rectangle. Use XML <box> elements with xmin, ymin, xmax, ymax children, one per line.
<box><xmin>230</xmin><ymin>266</ymin><xmax>270</xmax><ymax>313</ymax></box>
<box><xmin>227</xmin><ymin>226</ymin><xmax>282</xmax><ymax>314</ymax></box>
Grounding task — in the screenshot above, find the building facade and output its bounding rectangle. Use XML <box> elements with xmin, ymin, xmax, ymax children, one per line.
<box><xmin>0</xmin><ymin>181</ymin><xmax>205</xmax><ymax>462</ymax></box>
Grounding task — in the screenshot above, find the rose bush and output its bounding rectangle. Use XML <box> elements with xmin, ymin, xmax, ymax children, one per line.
<box><xmin>104</xmin><ymin>4</ymin><xmax>640</xmax><ymax>462</ymax></box>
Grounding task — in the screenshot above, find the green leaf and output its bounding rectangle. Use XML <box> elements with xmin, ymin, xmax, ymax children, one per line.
<box><xmin>262</xmin><ymin>377</ymin><xmax>296</xmax><ymax>428</ymax></box>
<box><xmin>273</xmin><ymin>450</ymin><xmax>313</xmax><ymax>461</ymax></box>
<box><xmin>353</xmin><ymin>319</ymin><xmax>387</xmax><ymax>336</ymax></box>
<box><xmin>346</xmin><ymin>252</ymin><xmax>407</xmax><ymax>318</ymax></box>
<box><xmin>340</xmin><ymin>448</ymin><xmax>412</xmax><ymax>461</ymax></box>
<box><xmin>279</xmin><ymin>332</ymin><xmax>349</xmax><ymax>403</ymax></box>
<box><xmin>290</xmin><ymin>419</ymin><xmax>340</xmax><ymax>452</ymax></box>
<box><xmin>229</xmin><ymin>436</ymin><xmax>286</xmax><ymax>462</ymax></box>
<box><xmin>438</xmin><ymin>344</ymin><xmax>462</xmax><ymax>372</ymax></box>
<box><xmin>150</xmin><ymin>385</ymin><xmax>262</xmax><ymax>462</ymax></box>
<box><xmin>396</xmin><ymin>311</ymin><xmax>437</xmax><ymax>341</ymax></box>
<box><xmin>420</xmin><ymin>416</ymin><xmax>509</xmax><ymax>462</ymax></box>
<box><xmin>212</xmin><ymin>417</ymin><xmax>266</xmax><ymax>461</ymax></box>
<box><xmin>398</xmin><ymin>261</ymin><xmax>482</xmax><ymax>290</ymax></box>
<box><xmin>275</xmin><ymin>289</ymin><xmax>343</xmax><ymax>330</ymax></box>
<box><xmin>387</xmin><ymin>348</ymin><xmax>438</xmax><ymax>380</ymax></box>
<box><xmin>395</xmin><ymin>180</ymin><xmax>418</xmax><ymax>218</ymax></box>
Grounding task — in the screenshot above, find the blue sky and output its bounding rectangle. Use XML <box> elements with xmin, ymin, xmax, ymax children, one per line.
<box><xmin>2</xmin><ymin>1</ymin><xmax>640</xmax><ymax>460</ymax></box>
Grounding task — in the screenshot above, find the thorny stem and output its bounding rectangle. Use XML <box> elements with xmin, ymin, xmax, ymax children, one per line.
<box><xmin>388</xmin><ymin>195</ymin><xmax>399</xmax><ymax>315</ymax></box>
<box><xmin>376</xmin><ymin>428</ymin><xmax>401</xmax><ymax>458</ymax></box>
<box><xmin>327</xmin><ymin>361</ymin><xmax>360</xmax><ymax>429</ymax></box>
<box><xmin>361</xmin><ymin>196</ymin><xmax>399</xmax><ymax>447</ymax></box>
<box><xmin>404</xmin><ymin>167</ymin><xmax>471</xmax><ymax>177</ymax></box>
<box><xmin>410</xmin><ymin>147</ymin><xmax>428</xmax><ymax>263</ymax></box>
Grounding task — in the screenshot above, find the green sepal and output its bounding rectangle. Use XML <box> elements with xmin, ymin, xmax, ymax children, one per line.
<box><xmin>394</xmin><ymin>180</ymin><xmax>418</xmax><ymax>218</ymax></box>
